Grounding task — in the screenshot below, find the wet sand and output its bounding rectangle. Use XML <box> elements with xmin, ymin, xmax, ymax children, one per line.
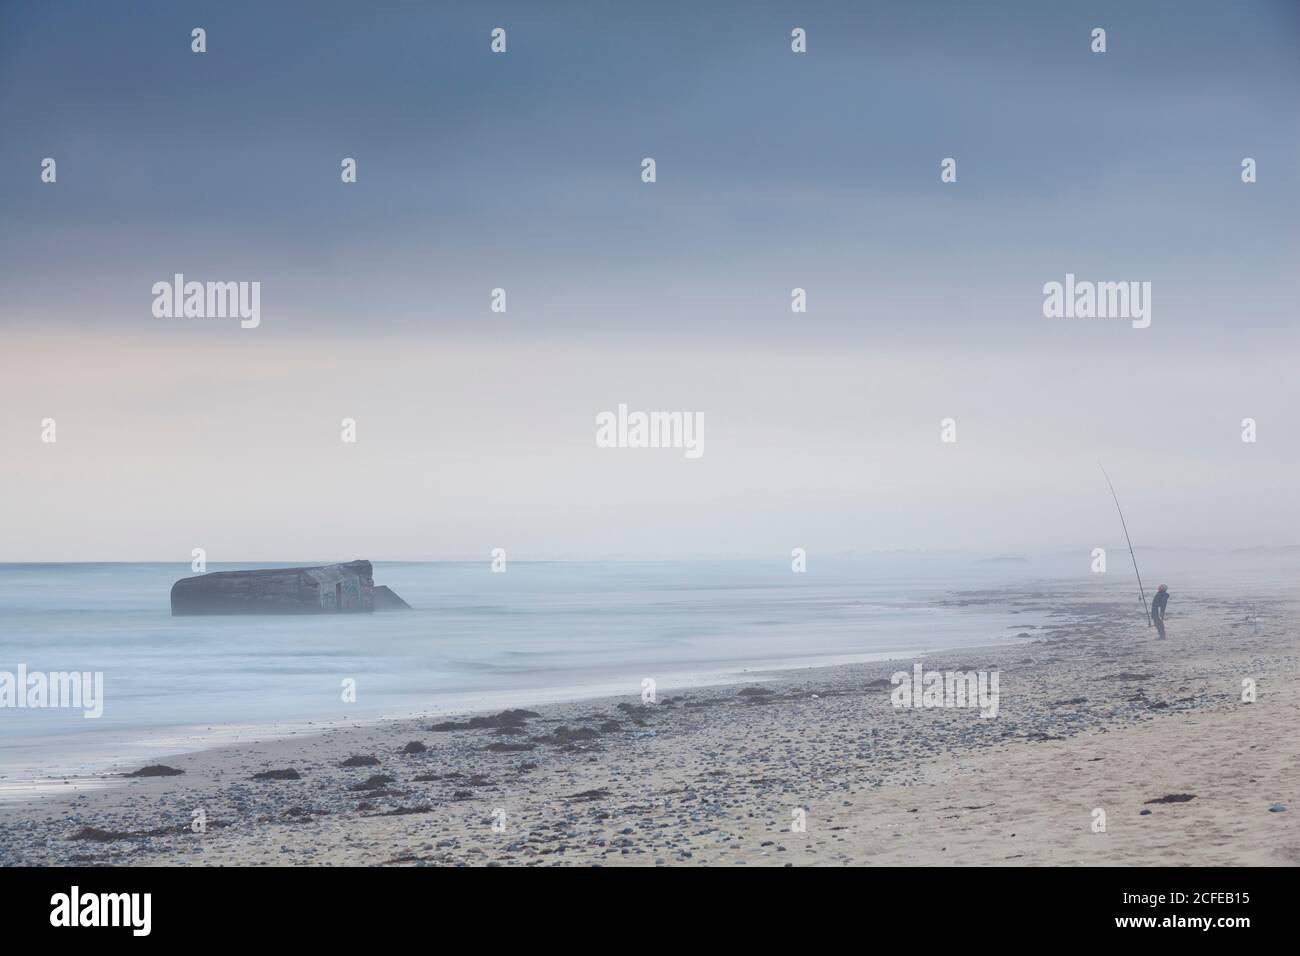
<box><xmin>1</xmin><ymin>585</ymin><xmax>1295</xmax><ymax>866</ymax></box>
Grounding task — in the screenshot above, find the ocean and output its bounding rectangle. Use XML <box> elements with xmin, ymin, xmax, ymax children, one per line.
<box><xmin>0</xmin><ymin>551</ymin><xmax>1288</xmax><ymax>796</ymax></box>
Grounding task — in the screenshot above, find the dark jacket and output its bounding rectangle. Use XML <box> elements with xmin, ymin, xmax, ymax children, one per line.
<box><xmin>1151</xmin><ymin>591</ymin><xmax>1169</xmax><ymax>620</ymax></box>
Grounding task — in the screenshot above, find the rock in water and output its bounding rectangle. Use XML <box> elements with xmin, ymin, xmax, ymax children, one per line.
<box><xmin>170</xmin><ymin>560</ymin><xmax>409</xmax><ymax>615</ymax></box>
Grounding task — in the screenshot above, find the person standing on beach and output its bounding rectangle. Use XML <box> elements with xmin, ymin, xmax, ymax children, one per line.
<box><xmin>1151</xmin><ymin>584</ymin><xmax>1170</xmax><ymax>639</ymax></box>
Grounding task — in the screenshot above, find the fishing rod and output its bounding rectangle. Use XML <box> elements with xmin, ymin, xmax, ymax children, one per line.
<box><xmin>1099</xmin><ymin>463</ymin><xmax>1151</xmax><ymax>626</ymax></box>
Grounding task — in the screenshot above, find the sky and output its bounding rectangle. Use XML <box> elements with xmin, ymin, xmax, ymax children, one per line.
<box><xmin>1</xmin><ymin>0</ymin><xmax>1297</xmax><ymax>561</ymax></box>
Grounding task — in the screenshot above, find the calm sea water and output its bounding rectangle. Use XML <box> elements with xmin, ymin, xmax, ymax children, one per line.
<box><xmin>0</xmin><ymin>552</ymin><xmax>1289</xmax><ymax>793</ymax></box>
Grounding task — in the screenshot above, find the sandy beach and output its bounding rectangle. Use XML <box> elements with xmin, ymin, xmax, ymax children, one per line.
<box><xmin>2</xmin><ymin>583</ymin><xmax>1295</xmax><ymax>867</ymax></box>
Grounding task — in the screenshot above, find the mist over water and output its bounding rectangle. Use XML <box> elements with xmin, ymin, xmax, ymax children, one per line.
<box><xmin>0</xmin><ymin>550</ymin><xmax>1293</xmax><ymax>791</ymax></box>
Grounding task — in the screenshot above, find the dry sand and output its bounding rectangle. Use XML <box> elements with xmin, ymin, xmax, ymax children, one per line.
<box><xmin>1</xmin><ymin>585</ymin><xmax>1295</xmax><ymax>866</ymax></box>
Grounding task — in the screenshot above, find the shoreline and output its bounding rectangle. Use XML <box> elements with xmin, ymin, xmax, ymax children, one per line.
<box><xmin>0</xmin><ymin>605</ymin><xmax>1047</xmax><ymax>803</ymax></box>
<box><xmin>1</xmin><ymin>584</ymin><xmax>1295</xmax><ymax>865</ymax></box>
<box><xmin>0</xmin><ymin>639</ymin><xmax>1037</xmax><ymax>804</ymax></box>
